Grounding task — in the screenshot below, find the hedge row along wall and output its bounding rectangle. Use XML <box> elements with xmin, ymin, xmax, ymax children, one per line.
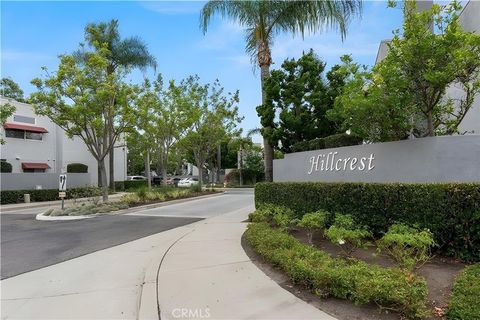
<box><xmin>0</xmin><ymin>187</ymin><xmax>102</xmax><ymax>204</ymax></box>
<box><xmin>255</xmin><ymin>182</ymin><xmax>480</xmax><ymax>262</ymax></box>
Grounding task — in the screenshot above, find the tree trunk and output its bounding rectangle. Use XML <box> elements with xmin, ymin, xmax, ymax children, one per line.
<box><xmin>145</xmin><ymin>151</ymin><xmax>151</xmax><ymax>189</ymax></box>
<box><xmin>196</xmin><ymin>158</ymin><xmax>203</xmax><ymax>189</ymax></box>
<box><xmin>260</xmin><ymin>63</ymin><xmax>274</xmax><ymax>182</ymax></box>
<box><xmin>426</xmin><ymin>110</ymin><xmax>435</xmax><ymax>137</ymax></box>
<box><xmin>109</xmin><ymin>146</ymin><xmax>115</xmax><ymax>191</ymax></box>
<box><xmin>217</xmin><ymin>144</ymin><xmax>221</xmax><ymax>184</ymax></box>
<box><xmin>97</xmin><ymin>166</ymin><xmax>102</xmax><ymax>187</ymax></box>
<box><xmin>161</xmin><ymin>166</ymin><xmax>167</xmax><ymax>187</ymax></box>
<box><xmin>98</xmin><ymin>159</ymin><xmax>108</xmax><ymax>203</ymax></box>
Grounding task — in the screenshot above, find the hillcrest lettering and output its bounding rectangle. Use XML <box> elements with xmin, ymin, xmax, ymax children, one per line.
<box><xmin>307</xmin><ymin>152</ymin><xmax>375</xmax><ymax>175</ymax></box>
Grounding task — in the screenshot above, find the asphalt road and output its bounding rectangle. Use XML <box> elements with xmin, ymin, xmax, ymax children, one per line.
<box><xmin>0</xmin><ymin>189</ymin><xmax>254</xmax><ymax>280</ymax></box>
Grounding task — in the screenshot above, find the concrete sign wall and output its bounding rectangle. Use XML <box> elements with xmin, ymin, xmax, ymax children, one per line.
<box><xmin>273</xmin><ymin>135</ymin><xmax>480</xmax><ymax>183</ymax></box>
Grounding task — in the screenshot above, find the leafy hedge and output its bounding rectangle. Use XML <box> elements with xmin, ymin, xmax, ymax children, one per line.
<box><xmin>123</xmin><ymin>180</ymin><xmax>148</xmax><ymax>190</ymax></box>
<box><xmin>0</xmin><ymin>161</ymin><xmax>12</xmax><ymax>173</ymax></box>
<box><xmin>245</xmin><ymin>223</ymin><xmax>429</xmax><ymax>318</ymax></box>
<box><xmin>255</xmin><ymin>182</ymin><xmax>480</xmax><ymax>262</ymax></box>
<box><xmin>447</xmin><ymin>264</ymin><xmax>480</xmax><ymax>320</ymax></box>
<box><xmin>290</xmin><ymin>133</ymin><xmax>362</xmax><ymax>153</ymax></box>
<box><xmin>67</xmin><ymin>163</ymin><xmax>88</xmax><ymax>173</ymax></box>
<box><xmin>1</xmin><ymin>186</ymin><xmax>101</xmax><ymax>204</ymax></box>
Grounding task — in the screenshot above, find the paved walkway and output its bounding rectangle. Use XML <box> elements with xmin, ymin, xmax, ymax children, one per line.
<box><xmin>1</xmin><ymin>192</ymin><xmax>335</xmax><ymax>320</ymax></box>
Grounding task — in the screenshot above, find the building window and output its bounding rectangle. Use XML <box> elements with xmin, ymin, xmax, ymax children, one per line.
<box><xmin>23</xmin><ymin>168</ymin><xmax>46</xmax><ymax>173</ymax></box>
<box><xmin>5</xmin><ymin>129</ymin><xmax>25</xmax><ymax>139</ymax></box>
<box><xmin>4</xmin><ymin>129</ymin><xmax>43</xmax><ymax>141</ymax></box>
<box><xmin>13</xmin><ymin>115</ymin><xmax>36</xmax><ymax>124</ymax></box>
<box><xmin>26</xmin><ymin>132</ymin><xmax>43</xmax><ymax>141</ymax></box>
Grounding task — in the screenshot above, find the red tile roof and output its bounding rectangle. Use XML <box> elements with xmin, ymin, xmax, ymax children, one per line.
<box><xmin>21</xmin><ymin>162</ymin><xmax>51</xmax><ymax>169</ymax></box>
<box><xmin>3</xmin><ymin>123</ymin><xmax>48</xmax><ymax>133</ymax></box>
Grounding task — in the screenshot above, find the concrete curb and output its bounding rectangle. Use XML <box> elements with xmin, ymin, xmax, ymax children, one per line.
<box><xmin>35</xmin><ymin>212</ymin><xmax>96</xmax><ymax>221</ymax></box>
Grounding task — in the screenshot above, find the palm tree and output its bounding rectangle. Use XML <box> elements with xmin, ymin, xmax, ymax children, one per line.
<box><xmin>75</xmin><ymin>19</ymin><xmax>157</xmax><ymax>189</ymax></box>
<box><xmin>200</xmin><ymin>1</ymin><xmax>362</xmax><ymax>181</ymax></box>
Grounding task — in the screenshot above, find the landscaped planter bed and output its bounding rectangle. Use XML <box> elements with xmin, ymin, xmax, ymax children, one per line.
<box><xmin>244</xmin><ymin>220</ymin><xmax>479</xmax><ymax>320</ymax></box>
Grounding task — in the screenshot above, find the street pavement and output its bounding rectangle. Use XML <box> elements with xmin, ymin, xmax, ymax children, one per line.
<box><xmin>1</xmin><ymin>189</ymin><xmax>335</xmax><ymax>320</ymax></box>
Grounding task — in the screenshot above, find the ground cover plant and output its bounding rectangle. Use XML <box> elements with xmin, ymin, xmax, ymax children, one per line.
<box><xmin>43</xmin><ymin>201</ymin><xmax>128</xmax><ymax>217</ymax></box>
<box><xmin>245</xmin><ymin>221</ymin><xmax>429</xmax><ymax>319</ymax></box>
<box><xmin>446</xmin><ymin>263</ymin><xmax>480</xmax><ymax>320</ymax></box>
<box><xmin>120</xmin><ymin>185</ymin><xmax>216</xmax><ymax>206</ymax></box>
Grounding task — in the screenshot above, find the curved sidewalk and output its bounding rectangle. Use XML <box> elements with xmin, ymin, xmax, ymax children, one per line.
<box><xmin>155</xmin><ymin>206</ymin><xmax>336</xmax><ymax>320</ymax></box>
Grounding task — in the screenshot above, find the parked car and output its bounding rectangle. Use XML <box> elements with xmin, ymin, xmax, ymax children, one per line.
<box><xmin>178</xmin><ymin>177</ymin><xmax>199</xmax><ymax>188</ymax></box>
<box><xmin>126</xmin><ymin>175</ymin><xmax>146</xmax><ymax>181</ymax></box>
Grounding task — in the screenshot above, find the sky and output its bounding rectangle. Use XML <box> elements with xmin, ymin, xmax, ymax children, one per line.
<box><xmin>1</xmin><ymin>1</ymin><xmax>404</xmax><ymax>143</ymax></box>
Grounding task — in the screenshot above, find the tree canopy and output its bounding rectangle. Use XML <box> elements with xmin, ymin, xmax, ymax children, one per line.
<box><xmin>0</xmin><ymin>78</ymin><xmax>25</xmax><ymax>102</ymax></box>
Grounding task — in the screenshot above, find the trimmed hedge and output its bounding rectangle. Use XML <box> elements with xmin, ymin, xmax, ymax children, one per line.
<box><xmin>67</xmin><ymin>163</ymin><xmax>88</xmax><ymax>173</ymax></box>
<box><xmin>1</xmin><ymin>186</ymin><xmax>101</xmax><ymax>204</ymax></box>
<box><xmin>255</xmin><ymin>182</ymin><xmax>480</xmax><ymax>262</ymax></box>
<box><xmin>246</xmin><ymin>223</ymin><xmax>429</xmax><ymax>318</ymax></box>
<box><xmin>1</xmin><ymin>161</ymin><xmax>12</xmax><ymax>173</ymax></box>
<box><xmin>447</xmin><ymin>264</ymin><xmax>480</xmax><ymax>320</ymax></box>
<box><xmin>290</xmin><ymin>133</ymin><xmax>362</xmax><ymax>153</ymax></box>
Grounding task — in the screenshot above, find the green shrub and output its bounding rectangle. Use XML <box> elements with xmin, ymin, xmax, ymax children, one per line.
<box><xmin>447</xmin><ymin>264</ymin><xmax>480</xmax><ymax>320</ymax></box>
<box><xmin>289</xmin><ymin>134</ymin><xmax>362</xmax><ymax>153</ymax></box>
<box><xmin>0</xmin><ymin>186</ymin><xmax>102</xmax><ymax>204</ymax></box>
<box><xmin>123</xmin><ymin>180</ymin><xmax>148</xmax><ymax>190</ymax></box>
<box><xmin>325</xmin><ymin>214</ymin><xmax>371</xmax><ymax>256</ymax></box>
<box><xmin>249</xmin><ymin>204</ymin><xmax>295</xmax><ymax>225</ymax></box>
<box><xmin>377</xmin><ymin>224</ymin><xmax>435</xmax><ymax>271</ymax></box>
<box><xmin>323</xmin><ymin>133</ymin><xmax>363</xmax><ymax>149</ymax></box>
<box><xmin>245</xmin><ymin>223</ymin><xmax>429</xmax><ymax>318</ymax></box>
<box><xmin>297</xmin><ymin>210</ymin><xmax>330</xmax><ymax>244</ymax></box>
<box><xmin>66</xmin><ymin>163</ymin><xmax>88</xmax><ymax>173</ymax></box>
<box><xmin>255</xmin><ymin>182</ymin><xmax>480</xmax><ymax>262</ymax></box>
<box><xmin>1</xmin><ymin>161</ymin><xmax>12</xmax><ymax>173</ymax></box>
<box><xmin>114</xmin><ymin>181</ymin><xmax>125</xmax><ymax>191</ymax></box>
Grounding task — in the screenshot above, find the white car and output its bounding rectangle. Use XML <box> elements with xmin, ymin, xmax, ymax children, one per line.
<box><xmin>126</xmin><ymin>175</ymin><xmax>146</xmax><ymax>181</ymax></box>
<box><xmin>178</xmin><ymin>177</ymin><xmax>199</xmax><ymax>188</ymax></box>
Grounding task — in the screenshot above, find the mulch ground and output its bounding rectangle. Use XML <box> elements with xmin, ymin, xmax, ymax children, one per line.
<box><xmin>242</xmin><ymin>226</ymin><xmax>466</xmax><ymax>320</ymax></box>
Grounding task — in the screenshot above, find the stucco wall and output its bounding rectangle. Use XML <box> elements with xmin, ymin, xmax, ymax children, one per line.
<box><xmin>0</xmin><ymin>173</ymin><xmax>92</xmax><ymax>190</ymax></box>
<box><xmin>273</xmin><ymin>135</ymin><xmax>480</xmax><ymax>183</ymax></box>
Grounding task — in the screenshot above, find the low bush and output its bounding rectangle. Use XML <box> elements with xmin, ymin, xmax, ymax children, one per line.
<box><xmin>66</xmin><ymin>163</ymin><xmax>88</xmax><ymax>173</ymax></box>
<box><xmin>1</xmin><ymin>186</ymin><xmax>102</xmax><ymax>204</ymax></box>
<box><xmin>325</xmin><ymin>214</ymin><xmax>371</xmax><ymax>257</ymax></box>
<box><xmin>1</xmin><ymin>161</ymin><xmax>12</xmax><ymax>173</ymax></box>
<box><xmin>120</xmin><ymin>186</ymin><xmax>202</xmax><ymax>206</ymax></box>
<box><xmin>296</xmin><ymin>210</ymin><xmax>330</xmax><ymax>244</ymax></box>
<box><xmin>245</xmin><ymin>223</ymin><xmax>429</xmax><ymax>318</ymax></box>
<box><xmin>447</xmin><ymin>264</ymin><xmax>480</xmax><ymax>320</ymax></box>
<box><xmin>255</xmin><ymin>182</ymin><xmax>480</xmax><ymax>262</ymax></box>
<box><xmin>114</xmin><ymin>181</ymin><xmax>125</xmax><ymax>191</ymax></box>
<box><xmin>377</xmin><ymin>224</ymin><xmax>435</xmax><ymax>271</ymax></box>
<box><xmin>248</xmin><ymin>204</ymin><xmax>294</xmax><ymax>226</ymax></box>
<box><xmin>43</xmin><ymin>201</ymin><xmax>128</xmax><ymax>216</ymax></box>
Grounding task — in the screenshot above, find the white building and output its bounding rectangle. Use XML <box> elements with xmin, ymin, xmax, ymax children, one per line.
<box><xmin>375</xmin><ymin>0</ymin><xmax>480</xmax><ymax>134</ymax></box>
<box><xmin>0</xmin><ymin>97</ymin><xmax>127</xmax><ymax>187</ymax></box>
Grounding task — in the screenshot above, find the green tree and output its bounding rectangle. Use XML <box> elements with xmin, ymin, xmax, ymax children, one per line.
<box><xmin>259</xmin><ymin>50</ymin><xmax>339</xmax><ymax>153</ymax></box>
<box><xmin>331</xmin><ymin>1</ymin><xmax>480</xmax><ymax>141</ymax></box>
<box><xmin>136</xmin><ymin>75</ymin><xmax>194</xmax><ymax>185</ymax></box>
<box><xmin>0</xmin><ymin>78</ymin><xmax>25</xmax><ymax>102</ymax></box>
<box><xmin>76</xmin><ymin>19</ymin><xmax>157</xmax><ymax>189</ymax></box>
<box><xmin>327</xmin><ymin>55</ymin><xmax>413</xmax><ymax>142</ymax></box>
<box><xmin>200</xmin><ymin>0</ymin><xmax>362</xmax><ymax>181</ymax></box>
<box><xmin>0</xmin><ymin>102</ymin><xmax>15</xmax><ymax>144</ymax></box>
<box><xmin>179</xmin><ymin>76</ymin><xmax>241</xmax><ymax>188</ymax></box>
<box><xmin>30</xmin><ymin>48</ymin><xmax>137</xmax><ymax>202</ymax></box>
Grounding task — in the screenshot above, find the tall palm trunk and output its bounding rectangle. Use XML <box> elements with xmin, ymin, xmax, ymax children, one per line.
<box><xmin>259</xmin><ymin>41</ymin><xmax>274</xmax><ymax>182</ymax></box>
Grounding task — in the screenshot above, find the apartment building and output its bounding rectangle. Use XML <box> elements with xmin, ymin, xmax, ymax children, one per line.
<box><xmin>0</xmin><ymin>97</ymin><xmax>127</xmax><ymax>187</ymax></box>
